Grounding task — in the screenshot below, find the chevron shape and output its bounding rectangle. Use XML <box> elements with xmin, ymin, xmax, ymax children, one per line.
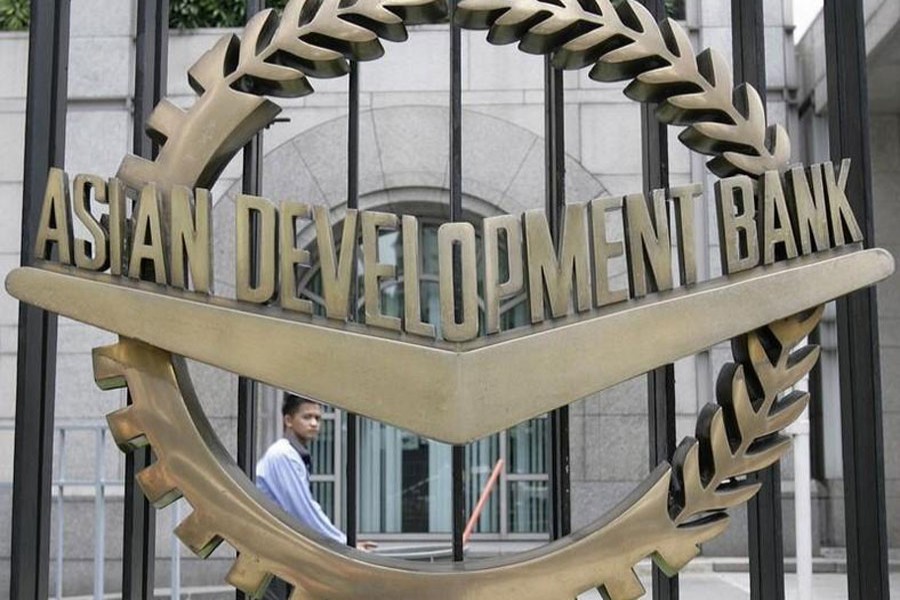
<box><xmin>5</xmin><ymin>246</ymin><xmax>892</xmax><ymax>443</ymax></box>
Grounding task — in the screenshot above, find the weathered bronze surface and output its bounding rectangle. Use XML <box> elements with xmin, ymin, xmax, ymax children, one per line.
<box><xmin>72</xmin><ymin>174</ymin><xmax>109</xmax><ymax>272</ymax></box>
<box><xmin>525</xmin><ymin>206</ymin><xmax>593</xmax><ymax>321</ymax></box>
<box><xmin>314</xmin><ymin>205</ymin><xmax>358</xmax><ymax>321</ymax></box>
<box><xmin>362</xmin><ymin>210</ymin><xmax>402</xmax><ymax>332</ymax></box>
<box><xmin>33</xmin><ymin>168</ymin><xmax>72</xmax><ymax>264</ymax></box>
<box><xmin>116</xmin><ymin>0</ymin><xmax>447</xmax><ymax>197</ymax></box>
<box><xmin>170</xmin><ymin>186</ymin><xmax>212</xmax><ymax>293</ymax></box>
<box><xmin>7</xmin><ymin>247</ymin><xmax>892</xmax><ymax>444</ymax></box>
<box><xmin>483</xmin><ymin>214</ymin><xmax>524</xmax><ymax>334</ymax></box>
<box><xmin>590</xmin><ymin>197</ymin><xmax>629</xmax><ymax>307</ymax></box>
<box><xmin>236</xmin><ymin>194</ymin><xmax>279</xmax><ymax>304</ymax></box>
<box><xmin>5</xmin><ymin>0</ymin><xmax>897</xmax><ymax>597</ymax></box>
<box><xmin>402</xmin><ymin>215</ymin><xmax>437</xmax><ymax>338</ymax></box>
<box><xmin>438</xmin><ymin>222</ymin><xmax>480</xmax><ymax>341</ymax></box>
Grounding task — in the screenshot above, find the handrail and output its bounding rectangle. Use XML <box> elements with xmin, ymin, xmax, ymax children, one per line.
<box><xmin>463</xmin><ymin>459</ymin><xmax>504</xmax><ymax>544</ymax></box>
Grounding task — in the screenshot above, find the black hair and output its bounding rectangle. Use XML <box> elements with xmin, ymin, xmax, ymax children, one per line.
<box><xmin>282</xmin><ymin>393</ymin><xmax>318</xmax><ymax>418</ymax></box>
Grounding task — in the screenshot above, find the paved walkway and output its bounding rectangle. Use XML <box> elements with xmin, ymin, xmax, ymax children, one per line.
<box><xmin>60</xmin><ymin>573</ymin><xmax>900</xmax><ymax>599</ymax></box>
<box><xmin>577</xmin><ymin>572</ymin><xmax>900</xmax><ymax>599</ymax></box>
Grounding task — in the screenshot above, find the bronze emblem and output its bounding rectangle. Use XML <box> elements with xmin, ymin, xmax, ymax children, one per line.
<box><xmin>4</xmin><ymin>0</ymin><xmax>895</xmax><ymax>598</ymax></box>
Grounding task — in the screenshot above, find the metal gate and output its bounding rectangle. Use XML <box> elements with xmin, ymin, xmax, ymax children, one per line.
<box><xmin>7</xmin><ymin>0</ymin><xmax>891</xmax><ymax>599</ymax></box>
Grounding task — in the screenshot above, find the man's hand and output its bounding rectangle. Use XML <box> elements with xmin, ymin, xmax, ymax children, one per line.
<box><xmin>356</xmin><ymin>541</ymin><xmax>378</xmax><ymax>552</ymax></box>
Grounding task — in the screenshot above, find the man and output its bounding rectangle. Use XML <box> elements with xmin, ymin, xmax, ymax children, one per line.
<box><xmin>256</xmin><ymin>394</ymin><xmax>356</xmax><ymax>599</ymax></box>
<box><xmin>256</xmin><ymin>393</ymin><xmax>346</xmax><ymax>544</ymax></box>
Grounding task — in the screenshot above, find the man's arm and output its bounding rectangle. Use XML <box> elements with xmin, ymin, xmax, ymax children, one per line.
<box><xmin>257</xmin><ymin>449</ymin><xmax>347</xmax><ymax>545</ymax></box>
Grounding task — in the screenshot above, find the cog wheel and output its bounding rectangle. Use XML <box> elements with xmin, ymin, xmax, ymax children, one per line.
<box><xmin>94</xmin><ymin>308</ymin><xmax>821</xmax><ymax>599</ymax></box>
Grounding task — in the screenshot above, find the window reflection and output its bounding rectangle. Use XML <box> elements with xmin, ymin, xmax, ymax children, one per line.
<box><xmin>301</xmin><ymin>215</ymin><xmax>547</xmax><ymax>537</ymax></box>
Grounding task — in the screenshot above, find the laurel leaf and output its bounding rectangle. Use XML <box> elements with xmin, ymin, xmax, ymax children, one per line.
<box><xmin>690</xmin><ymin>119</ymin><xmax>744</xmax><ymax>145</ymax></box>
<box><xmin>717</xmin><ymin>364</ymin><xmax>755</xmax><ymax>444</ymax></box>
<box><xmin>716</xmin><ymin>150</ymin><xmax>769</xmax><ymax>177</ymax></box>
<box><xmin>764</xmin><ymin>390</ymin><xmax>810</xmax><ymax>436</ymax></box>
<box><xmin>744</xmin><ymin>435</ymin><xmax>793</xmax><ymax>472</ymax></box>
<box><xmin>679</xmin><ymin>123</ymin><xmax>743</xmax><ymax>155</ymax></box>
<box><xmin>493</xmin><ymin>3</ymin><xmax>545</xmax><ymax>27</ymax></box>
<box><xmin>239</xmin><ymin>9</ymin><xmax>276</xmax><ymax>71</ymax></box>
<box><xmin>381</xmin><ymin>0</ymin><xmax>448</xmax><ymax>24</ymax></box>
<box><xmin>769</xmin><ymin>123</ymin><xmax>792</xmax><ymax>164</ymax></box>
<box><xmin>555</xmin><ymin>26</ymin><xmax>621</xmax><ymax>70</ymax></box>
<box><xmin>772</xmin><ymin>305</ymin><xmax>825</xmax><ymax>347</ymax></box>
<box><xmin>665</xmin><ymin>90</ymin><xmax>720</xmax><ymax>114</ymax></box>
<box><xmin>659</xmin><ymin>18</ymin><xmax>694</xmax><ymax>61</ymax></box>
<box><xmin>189</xmin><ymin>34</ymin><xmax>239</xmax><ymax>94</ymax></box>
<box><xmin>655</xmin><ymin>514</ymin><xmax>726</xmax><ymax>572</ymax></box>
<box><xmin>241</xmin><ymin>61</ymin><xmax>312</xmax><ymax>97</ymax></box>
<box><xmin>456</xmin><ymin>0</ymin><xmax>515</xmax><ymax>29</ymax></box>
<box><xmin>735</xmin><ymin>84</ymin><xmax>767</xmax><ymax>140</ymax></box>
<box><xmin>601</xmin><ymin>39</ymin><xmax>651</xmax><ymax>64</ymax></box>
<box><xmin>712</xmin><ymin>479</ymin><xmax>761</xmax><ymax>508</ymax></box>
<box><xmin>696</xmin><ymin>48</ymin><xmax>734</xmax><ymax>106</ymax></box>
<box><xmin>671</xmin><ymin>309</ymin><xmax>823</xmax><ymax>531</ymax></box>
<box><xmin>781</xmin><ymin>346</ymin><xmax>821</xmax><ymax>389</ymax></box>
<box><xmin>631</xmin><ymin>63</ymin><xmax>681</xmax><ymax>86</ymax></box>
<box><xmin>704</xmin><ymin>408</ymin><xmax>736</xmax><ymax>477</ymax></box>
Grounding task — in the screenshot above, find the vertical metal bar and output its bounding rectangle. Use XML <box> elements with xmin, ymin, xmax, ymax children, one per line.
<box><xmin>638</xmin><ymin>0</ymin><xmax>677</xmax><ymax>596</ymax></box>
<box><xmin>236</xmin><ymin>5</ymin><xmax>263</xmax><ymax>596</ymax></box>
<box><xmin>731</xmin><ymin>2</ymin><xmax>785</xmax><ymax>599</ymax></box>
<box><xmin>10</xmin><ymin>3</ymin><xmax>70</xmax><ymax>599</ymax></box>
<box><xmin>56</xmin><ymin>430</ymin><xmax>66</xmax><ymax>600</ymax></box>
<box><xmin>171</xmin><ymin>499</ymin><xmax>182</xmax><ymax>599</ymax></box>
<box><xmin>94</xmin><ymin>429</ymin><xmax>105</xmax><ymax>600</ymax></box>
<box><xmin>132</xmin><ymin>0</ymin><xmax>169</xmax><ymax>159</ymax></box>
<box><xmin>125</xmin><ymin>2</ymin><xmax>169</xmax><ymax>598</ymax></box>
<box><xmin>543</xmin><ymin>57</ymin><xmax>571</xmax><ymax>541</ymax></box>
<box><xmin>449</xmin><ymin>0</ymin><xmax>466</xmax><ymax>563</ymax></box>
<box><xmin>823</xmin><ymin>1</ymin><xmax>890</xmax><ymax>598</ymax></box>
<box><xmin>499</xmin><ymin>432</ymin><xmax>509</xmax><ymax>536</ymax></box>
<box><xmin>807</xmin><ymin>328</ymin><xmax>826</xmax><ymax>481</ymax></box>
<box><xmin>732</xmin><ymin>0</ymin><xmax>766</xmax><ymax>88</ymax></box>
<box><xmin>237</xmin><ymin>0</ymin><xmax>263</xmax><ymax>522</ymax></box>
<box><xmin>345</xmin><ymin>59</ymin><xmax>361</xmax><ymax>549</ymax></box>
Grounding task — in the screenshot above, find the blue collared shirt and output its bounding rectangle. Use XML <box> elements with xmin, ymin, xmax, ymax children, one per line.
<box><xmin>256</xmin><ymin>438</ymin><xmax>346</xmax><ymax>544</ymax></box>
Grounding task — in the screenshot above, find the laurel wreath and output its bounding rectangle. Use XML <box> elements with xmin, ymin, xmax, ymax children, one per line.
<box><xmin>456</xmin><ymin>0</ymin><xmax>790</xmax><ymax>177</ymax></box>
<box><xmin>116</xmin><ymin>0</ymin><xmax>787</xmax><ymax>196</ymax></box>
<box><xmin>116</xmin><ymin>0</ymin><xmax>447</xmax><ymax>194</ymax></box>
<box><xmin>100</xmin><ymin>0</ymin><xmax>817</xmax><ymax>598</ymax></box>
<box><xmin>669</xmin><ymin>307</ymin><xmax>822</xmax><ymax>527</ymax></box>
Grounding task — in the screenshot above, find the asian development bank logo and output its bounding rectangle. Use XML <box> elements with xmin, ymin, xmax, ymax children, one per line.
<box><xmin>5</xmin><ymin>0</ymin><xmax>894</xmax><ymax>598</ymax></box>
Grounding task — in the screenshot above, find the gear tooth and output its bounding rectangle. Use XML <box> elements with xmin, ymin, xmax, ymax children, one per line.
<box><xmin>175</xmin><ymin>511</ymin><xmax>223</xmax><ymax>559</ymax></box>
<box><xmin>226</xmin><ymin>553</ymin><xmax>273</xmax><ymax>599</ymax></box>
<box><xmin>106</xmin><ymin>407</ymin><xmax>148</xmax><ymax>451</ymax></box>
<box><xmin>136</xmin><ymin>463</ymin><xmax>182</xmax><ymax>508</ymax></box>
<box><xmin>93</xmin><ymin>344</ymin><xmax>127</xmax><ymax>390</ymax></box>
<box><xmin>599</xmin><ymin>569</ymin><xmax>645</xmax><ymax>600</ymax></box>
<box><xmin>117</xmin><ymin>154</ymin><xmax>158</xmax><ymax>194</ymax></box>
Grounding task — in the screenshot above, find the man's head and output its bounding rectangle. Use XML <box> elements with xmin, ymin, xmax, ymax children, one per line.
<box><xmin>282</xmin><ymin>393</ymin><xmax>322</xmax><ymax>446</ymax></box>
